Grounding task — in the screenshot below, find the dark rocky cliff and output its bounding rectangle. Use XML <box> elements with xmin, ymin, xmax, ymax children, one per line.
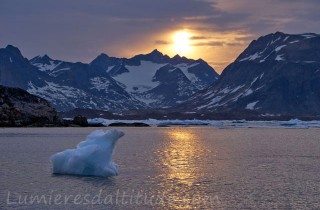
<box><xmin>0</xmin><ymin>85</ymin><xmax>59</xmax><ymax>126</ymax></box>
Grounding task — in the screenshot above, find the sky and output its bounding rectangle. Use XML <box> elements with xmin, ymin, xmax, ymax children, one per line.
<box><xmin>1</xmin><ymin>0</ymin><xmax>320</xmax><ymax>73</ymax></box>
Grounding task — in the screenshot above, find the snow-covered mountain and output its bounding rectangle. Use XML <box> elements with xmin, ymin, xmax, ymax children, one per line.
<box><xmin>0</xmin><ymin>46</ymin><xmax>218</xmax><ymax>112</ymax></box>
<box><xmin>90</xmin><ymin>49</ymin><xmax>218</xmax><ymax>107</ymax></box>
<box><xmin>182</xmin><ymin>32</ymin><xmax>320</xmax><ymax>117</ymax></box>
<box><xmin>28</xmin><ymin>55</ymin><xmax>146</xmax><ymax>111</ymax></box>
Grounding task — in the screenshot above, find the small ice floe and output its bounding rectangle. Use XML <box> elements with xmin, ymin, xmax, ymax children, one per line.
<box><xmin>51</xmin><ymin>129</ymin><xmax>124</xmax><ymax>177</ymax></box>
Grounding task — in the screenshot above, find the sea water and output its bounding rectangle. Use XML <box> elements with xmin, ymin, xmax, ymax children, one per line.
<box><xmin>1</xmin><ymin>127</ymin><xmax>320</xmax><ymax>209</ymax></box>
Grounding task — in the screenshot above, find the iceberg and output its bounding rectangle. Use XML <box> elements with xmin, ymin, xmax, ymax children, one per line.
<box><xmin>51</xmin><ymin>129</ymin><xmax>124</xmax><ymax>177</ymax></box>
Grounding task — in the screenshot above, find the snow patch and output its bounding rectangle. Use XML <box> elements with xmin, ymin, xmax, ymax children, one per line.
<box><xmin>27</xmin><ymin>81</ymin><xmax>88</xmax><ymax>102</ymax></box>
<box><xmin>243</xmin><ymin>89</ymin><xmax>253</xmax><ymax>97</ymax></box>
<box><xmin>302</xmin><ymin>34</ymin><xmax>317</xmax><ymax>39</ymax></box>
<box><xmin>275</xmin><ymin>54</ymin><xmax>285</xmax><ymax>61</ymax></box>
<box><xmin>271</xmin><ymin>37</ymin><xmax>281</xmax><ymax>44</ymax></box>
<box><xmin>230</xmin><ymin>85</ymin><xmax>245</xmax><ymax>94</ymax></box>
<box><xmin>259</xmin><ymin>50</ymin><xmax>275</xmax><ymax>63</ymax></box>
<box><xmin>114</xmin><ymin>61</ymin><xmax>166</xmax><ymax>93</ymax></box>
<box><xmin>289</xmin><ymin>40</ymin><xmax>300</xmax><ymax>44</ymax></box>
<box><xmin>239</xmin><ymin>53</ymin><xmax>260</xmax><ymax>62</ymax></box>
<box><xmin>275</xmin><ymin>45</ymin><xmax>286</xmax><ymax>52</ymax></box>
<box><xmin>207</xmin><ymin>96</ymin><xmax>224</xmax><ymax>106</ymax></box>
<box><xmin>106</xmin><ymin>66</ymin><xmax>115</xmax><ymax>73</ymax></box>
<box><xmin>250</xmin><ymin>76</ymin><xmax>259</xmax><ymax>86</ymax></box>
<box><xmin>90</xmin><ymin>77</ymin><xmax>112</xmax><ymax>91</ymax></box>
<box><xmin>255</xmin><ymin>85</ymin><xmax>265</xmax><ymax>91</ymax></box>
<box><xmin>175</xmin><ymin>63</ymin><xmax>200</xmax><ymax>83</ymax></box>
<box><xmin>283</xmin><ymin>36</ymin><xmax>290</xmax><ymax>42</ymax></box>
<box><xmin>168</xmin><ymin>67</ymin><xmax>177</xmax><ymax>72</ymax></box>
<box><xmin>303</xmin><ymin>61</ymin><xmax>317</xmax><ymax>63</ymax></box>
<box><xmin>246</xmin><ymin>101</ymin><xmax>259</xmax><ymax>110</ymax></box>
<box><xmin>33</xmin><ymin>61</ymin><xmax>62</xmax><ymax>72</ymax></box>
<box><xmin>219</xmin><ymin>87</ymin><xmax>232</xmax><ymax>94</ymax></box>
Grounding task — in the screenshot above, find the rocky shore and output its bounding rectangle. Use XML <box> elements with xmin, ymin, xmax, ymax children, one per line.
<box><xmin>0</xmin><ymin>85</ymin><xmax>59</xmax><ymax>127</ymax></box>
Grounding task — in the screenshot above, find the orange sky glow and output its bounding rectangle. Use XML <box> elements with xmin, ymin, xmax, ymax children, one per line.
<box><xmin>2</xmin><ymin>0</ymin><xmax>319</xmax><ymax>74</ymax></box>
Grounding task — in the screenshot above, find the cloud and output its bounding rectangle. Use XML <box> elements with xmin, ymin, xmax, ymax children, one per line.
<box><xmin>190</xmin><ymin>36</ymin><xmax>211</xmax><ymax>40</ymax></box>
<box><xmin>155</xmin><ymin>40</ymin><xmax>171</xmax><ymax>45</ymax></box>
<box><xmin>0</xmin><ymin>0</ymin><xmax>218</xmax><ymax>20</ymax></box>
<box><xmin>1</xmin><ymin>0</ymin><xmax>320</xmax><ymax>72</ymax></box>
<box><xmin>212</xmin><ymin>0</ymin><xmax>320</xmax><ymax>34</ymax></box>
<box><xmin>225</xmin><ymin>42</ymin><xmax>245</xmax><ymax>46</ymax></box>
<box><xmin>191</xmin><ymin>41</ymin><xmax>224</xmax><ymax>47</ymax></box>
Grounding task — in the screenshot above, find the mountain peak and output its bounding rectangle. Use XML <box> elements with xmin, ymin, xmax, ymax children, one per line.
<box><xmin>30</xmin><ymin>54</ymin><xmax>53</xmax><ymax>65</ymax></box>
<box><xmin>259</xmin><ymin>31</ymin><xmax>319</xmax><ymax>42</ymax></box>
<box><xmin>91</xmin><ymin>53</ymin><xmax>110</xmax><ymax>62</ymax></box>
<box><xmin>6</xmin><ymin>44</ymin><xmax>19</xmax><ymax>50</ymax></box>
<box><xmin>171</xmin><ymin>54</ymin><xmax>193</xmax><ymax>64</ymax></box>
<box><xmin>39</xmin><ymin>54</ymin><xmax>52</xmax><ymax>61</ymax></box>
<box><xmin>148</xmin><ymin>49</ymin><xmax>164</xmax><ymax>57</ymax></box>
<box><xmin>5</xmin><ymin>45</ymin><xmax>23</xmax><ymax>58</ymax></box>
<box><xmin>128</xmin><ymin>49</ymin><xmax>169</xmax><ymax>64</ymax></box>
<box><xmin>274</xmin><ymin>31</ymin><xmax>285</xmax><ymax>36</ymax></box>
<box><xmin>90</xmin><ymin>52</ymin><xmax>118</xmax><ymax>67</ymax></box>
<box><xmin>236</xmin><ymin>31</ymin><xmax>320</xmax><ymax>63</ymax></box>
<box><xmin>98</xmin><ymin>53</ymin><xmax>109</xmax><ymax>58</ymax></box>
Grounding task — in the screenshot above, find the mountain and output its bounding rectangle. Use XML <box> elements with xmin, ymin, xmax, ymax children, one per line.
<box><xmin>28</xmin><ymin>55</ymin><xmax>145</xmax><ymax>111</ymax></box>
<box><xmin>0</xmin><ymin>46</ymin><xmax>218</xmax><ymax>112</ymax></box>
<box><xmin>0</xmin><ymin>45</ymin><xmax>48</xmax><ymax>89</ymax></box>
<box><xmin>0</xmin><ymin>85</ymin><xmax>58</xmax><ymax>126</ymax></box>
<box><xmin>183</xmin><ymin>32</ymin><xmax>320</xmax><ymax>117</ymax></box>
<box><xmin>90</xmin><ymin>49</ymin><xmax>218</xmax><ymax>107</ymax></box>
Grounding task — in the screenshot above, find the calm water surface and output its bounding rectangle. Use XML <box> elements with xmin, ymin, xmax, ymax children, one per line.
<box><xmin>1</xmin><ymin>127</ymin><xmax>320</xmax><ymax>209</ymax></box>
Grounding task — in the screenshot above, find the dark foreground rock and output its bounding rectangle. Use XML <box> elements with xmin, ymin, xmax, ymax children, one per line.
<box><xmin>62</xmin><ymin>115</ymin><xmax>104</xmax><ymax>127</ymax></box>
<box><xmin>0</xmin><ymin>85</ymin><xmax>59</xmax><ymax>126</ymax></box>
<box><xmin>72</xmin><ymin>115</ymin><xmax>89</xmax><ymax>126</ymax></box>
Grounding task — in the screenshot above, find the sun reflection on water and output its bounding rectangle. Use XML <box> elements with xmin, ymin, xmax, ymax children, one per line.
<box><xmin>156</xmin><ymin>128</ymin><xmax>212</xmax><ymax>209</ymax></box>
<box><xmin>163</xmin><ymin>129</ymin><xmax>198</xmax><ymax>185</ymax></box>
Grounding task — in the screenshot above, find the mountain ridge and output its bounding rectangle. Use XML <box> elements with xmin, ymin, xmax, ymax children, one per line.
<box><xmin>180</xmin><ymin>32</ymin><xmax>320</xmax><ymax>117</ymax></box>
<box><xmin>0</xmin><ymin>45</ymin><xmax>218</xmax><ymax>112</ymax></box>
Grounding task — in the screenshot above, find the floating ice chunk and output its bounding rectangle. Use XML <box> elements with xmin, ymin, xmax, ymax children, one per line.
<box><xmin>51</xmin><ymin>129</ymin><xmax>124</xmax><ymax>177</ymax></box>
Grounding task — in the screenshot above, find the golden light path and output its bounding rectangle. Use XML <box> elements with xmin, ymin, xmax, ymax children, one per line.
<box><xmin>156</xmin><ymin>128</ymin><xmax>214</xmax><ymax>209</ymax></box>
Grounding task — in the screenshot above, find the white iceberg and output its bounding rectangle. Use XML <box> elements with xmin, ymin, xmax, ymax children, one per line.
<box><xmin>51</xmin><ymin>129</ymin><xmax>124</xmax><ymax>177</ymax></box>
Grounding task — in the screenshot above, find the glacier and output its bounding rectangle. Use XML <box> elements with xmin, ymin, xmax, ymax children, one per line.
<box><xmin>51</xmin><ymin>129</ymin><xmax>124</xmax><ymax>177</ymax></box>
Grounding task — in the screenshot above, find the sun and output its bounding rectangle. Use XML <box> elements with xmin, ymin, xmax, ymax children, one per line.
<box><xmin>172</xmin><ymin>31</ymin><xmax>191</xmax><ymax>56</ymax></box>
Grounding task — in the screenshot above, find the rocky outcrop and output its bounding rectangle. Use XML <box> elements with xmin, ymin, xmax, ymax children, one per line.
<box><xmin>0</xmin><ymin>85</ymin><xmax>59</xmax><ymax>126</ymax></box>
